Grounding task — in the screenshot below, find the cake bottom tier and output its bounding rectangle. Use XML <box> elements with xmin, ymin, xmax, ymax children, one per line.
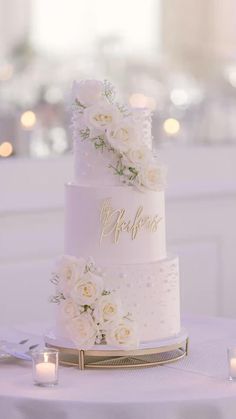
<box><xmin>55</xmin><ymin>255</ymin><xmax>180</xmax><ymax>344</ymax></box>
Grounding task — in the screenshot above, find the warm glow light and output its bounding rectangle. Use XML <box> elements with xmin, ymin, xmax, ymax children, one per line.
<box><xmin>0</xmin><ymin>63</ymin><xmax>14</xmax><ymax>81</ymax></box>
<box><xmin>0</xmin><ymin>142</ymin><xmax>13</xmax><ymax>157</ymax></box>
<box><xmin>163</xmin><ymin>118</ymin><xmax>180</xmax><ymax>135</ymax></box>
<box><xmin>129</xmin><ymin>93</ymin><xmax>157</xmax><ymax>110</ymax></box>
<box><xmin>20</xmin><ymin>111</ymin><xmax>37</xmax><ymax>129</ymax></box>
<box><xmin>129</xmin><ymin>93</ymin><xmax>147</xmax><ymax>108</ymax></box>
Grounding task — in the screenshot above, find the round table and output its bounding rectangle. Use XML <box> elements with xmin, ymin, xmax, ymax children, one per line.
<box><xmin>1</xmin><ymin>315</ymin><xmax>236</xmax><ymax>419</ymax></box>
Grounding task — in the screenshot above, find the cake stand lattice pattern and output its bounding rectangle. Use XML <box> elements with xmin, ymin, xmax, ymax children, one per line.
<box><xmin>45</xmin><ymin>332</ymin><xmax>188</xmax><ymax>370</ymax></box>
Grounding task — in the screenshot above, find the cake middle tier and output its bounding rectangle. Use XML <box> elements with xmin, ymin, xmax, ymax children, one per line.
<box><xmin>65</xmin><ymin>183</ymin><xmax>167</xmax><ymax>264</ymax></box>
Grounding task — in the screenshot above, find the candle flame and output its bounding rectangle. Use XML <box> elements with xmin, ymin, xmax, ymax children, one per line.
<box><xmin>44</xmin><ymin>353</ymin><xmax>49</xmax><ymax>363</ymax></box>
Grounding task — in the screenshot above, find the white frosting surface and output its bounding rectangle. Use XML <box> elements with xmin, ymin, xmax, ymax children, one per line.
<box><xmin>74</xmin><ymin>140</ymin><xmax>120</xmax><ymax>186</ymax></box>
<box><xmin>64</xmin><ymin>183</ymin><xmax>166</xmax><ymax>264</ymax></box>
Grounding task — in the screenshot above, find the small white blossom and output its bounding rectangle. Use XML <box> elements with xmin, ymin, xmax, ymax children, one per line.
<box><xmin>105</xmin><ymin>318</ymin><xmax>138</xmax><ymax>348</ymax></box>
<box><xmin>71</xmin><ymin>271</ymin><xmax>104</xmax><ymax>306</ymax></box>
<box><xmin>84</xmin><ymin>102</ymin><xmax>121</xmax><ymax>132</ymax></box>
<box><xmin>94</xmin><ymin>294</ymin><xmax>123</xmax><ymax>325</ymax></box>
<box><xmin>60</xmin><ymin>297</ymin><xmax>80</xmax><ymax>320</ymax></box>
<box><xmin>66</xmin><ymin>312</ymin><xmax>98</xmax><ymax>348</ymax></box>
<box><xmin>55</xmin><ymin>255</ymin><xmax>86</xmax><ymax>297</ymax></box>
<box><xmin>140</xmin><ymin>163</ymin><xmax>166</xmax><ymax>191</ymax></box>
<box><xmin>72</xmin><ymin>80</ymin><xmax>104</xmax><ymax>107</ymax></box>
<box><xmin>125</xmin><ymin>145</ymin><xmax>151</xmax><ymax>167</ymax></box>
<box><xmin>106</xmin><ymin>120</ymin><xmax>141</xmax><ymax>153</ymax></box>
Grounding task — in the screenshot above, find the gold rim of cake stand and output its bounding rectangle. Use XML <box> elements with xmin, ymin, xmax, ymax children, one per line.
<box><xmin>46</xmin><ymin>337</ymin><xmax>189</xmax><ymax>370</ymax></box>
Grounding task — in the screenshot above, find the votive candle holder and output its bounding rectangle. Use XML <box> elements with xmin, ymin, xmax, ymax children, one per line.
<box><xmin>31</xmin><ymin>348</ymin><xmax>59</xmax><ymax>387</ymax></box>
<box><xmin>227</xmin><ymin>347</ymin><xmax>236</xmax><ymax>381</ymax></box>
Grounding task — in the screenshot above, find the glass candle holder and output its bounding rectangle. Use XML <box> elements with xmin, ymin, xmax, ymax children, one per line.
<box><xmin>32</xmin><ymin>348</ymin><xmax>59</xmax><ymax>387</ymax></box>
<box><xmin>227</xmin><ymin>347</ymin><xmax>236</xmax><ymax>381</ymax></box>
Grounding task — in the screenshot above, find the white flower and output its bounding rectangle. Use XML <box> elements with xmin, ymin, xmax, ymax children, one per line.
<box><xmin>105</xmin><ymin>318</ymin><xmax>139</xmax><ymax>348</ymax></box>
<box><xmin>72</xmin><ymin>80</ymin><xmax>104</xmax><ymax>106</ymax></box>
<box><xmin>125</xmin><ymin>145</ymin><xmax>151</xmax><ymax>167</ymax></box>
<box><xmin>71</xmin><ymin>272</ymin><xmax>103</xmax><ymax>306</ymax></box>
<box><xmin>140</xmin><ymin>163</ymin><xmax>165</xmax><ymax>191</ymax></box>
<box><xmin>66</xmin><ymin>312</ymin><xmax>98</xmax><ymax>348</ymax></box>
<box><xmin>55</xmin><ymin>255</ymin><xmax>86</xmax><ymax>297</ymax></box>
<box><xmin>106</xmin><ymin>120</ymin><xmax>141</xmax><ymax>153</ymax></box>
<box><xmin>94</xmin><ymin>294</ymin><xmax>123</xmax><ymax>325</ymax></box>
<box><xmin>84</xmin><ymin>102</ymin><xmax>120</xmax><ymax>132</ymax></box>
<box><xmin>60</xmin><ymin>297</ymin><xmax>80</xmax><ymax>320</ymax></box>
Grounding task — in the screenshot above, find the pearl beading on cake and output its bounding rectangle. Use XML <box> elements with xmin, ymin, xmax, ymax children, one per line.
<box><xmin>103</xmin><ymin>256</ymin><xmax>180</xmax><ymax>341</ymax></box>
<box><xmin>132</xmin><ymin>108</ymin><xmax>152</xmax><ymax>149</ymax></box>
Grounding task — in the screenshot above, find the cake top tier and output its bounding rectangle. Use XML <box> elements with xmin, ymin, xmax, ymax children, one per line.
<box><xmin>71</xmin><ymin>79</ymin><xmax>166</xmax><ymax>191</ymax></box>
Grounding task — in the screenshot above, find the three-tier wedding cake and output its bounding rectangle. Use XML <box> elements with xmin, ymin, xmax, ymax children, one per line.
<box><xmin>49</xmin><ymin>80</ymin><xmax>180</xmax><ymax>350</ymax></box>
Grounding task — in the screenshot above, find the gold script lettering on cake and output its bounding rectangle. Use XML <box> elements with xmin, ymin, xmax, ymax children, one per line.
<box><xmin>100</xmin><ymin>199</ymin><xmax>162</xmax><ymax>244</ymax></box>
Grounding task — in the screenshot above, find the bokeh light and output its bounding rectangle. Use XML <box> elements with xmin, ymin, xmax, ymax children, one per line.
<box><xmin>163</xmin><ymin>118</ymin><xmax>180</xmax><ymax>135</ymax></box>
<box><xmin>0</xmin><ymin>141</ymin><xmax>13</xmax><ymax>157</ymax></box>
<box><xmin>0</xmin><ymin>63</ymin><xmax>14</xmax><ymax>81</ymax></box>
<box><xmin>129</xmin><ymin>93</ymin><xmax>157</xmax><ymax>110</ymax></box>
<box><xmin>170</xmin><ymin>89</ymin><xmax>189</xmax><ymax>107</ymax></box>
<box><xmin>20</xmin><ymin>111</ymin><xmax>37</xmax><ymax>129</ymax></box>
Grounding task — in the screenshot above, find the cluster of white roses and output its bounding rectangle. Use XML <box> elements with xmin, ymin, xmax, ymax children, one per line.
<box><xmin>72</xmin><ymin>79</ymin><xmax>165</xmax><ymax>191</ymax></box>
<box><xmin>51</xmin><ymin>255</ymin><xmax>138</xmax><ymax>349</ymax></box>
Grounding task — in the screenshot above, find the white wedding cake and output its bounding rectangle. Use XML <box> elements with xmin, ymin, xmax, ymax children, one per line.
<box><xmin>50</xmin><ymin>80</ymin><xmax>180</xmax><ymax>349</ymax></box>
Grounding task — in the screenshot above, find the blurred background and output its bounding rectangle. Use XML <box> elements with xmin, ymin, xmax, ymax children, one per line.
<box><xmin>2</xmin><ymin>0</ymin><xmax>236</xmax><ymax>158</ymax></box>
<box><xmin>1</xmin><ymin>0</ymin><xmax>236</xmax><ymax>326</ymax></box>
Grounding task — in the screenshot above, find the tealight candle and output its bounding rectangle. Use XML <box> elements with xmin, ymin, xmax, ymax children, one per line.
<box><xmin>32</xmin><ymin>349</ymin><xmax>58</xmax><ymax>387</ymax></box>
<box><xmin>227</xmin><ymin>348</ymin><xmax>236</xmax><ymax>381</ymax></box>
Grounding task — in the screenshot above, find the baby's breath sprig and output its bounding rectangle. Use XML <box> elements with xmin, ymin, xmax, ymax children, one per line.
<box><xmin>79</xmin><ymin>128</ymin><xmax>90</xmax><ymax>140</ymax></box>
<box><xmin>93</xmin><ymin>135</ymin><xmax>107</xmax><ymax>151</ymax></box>
<box><xmin>103</xmin><ymin>79</ymin><xmax>116</xmax><ymax>103</ymax></box>
<box><xmin>84</xmin><ymin>259</ymin><xmax>96</xmax><ymax>273</ymax></box>
<box><xmin>50</xmin><ymin>273</ymin><xmax>60</xmax><ymax>285</ymax></box>
<box><xmin>109</xmin><ymin>156</ymin><xmax>126</xmax><ymax>176</ymax></box>
<box><xmin>50</xmin><ymin>293</ymin><xmax>65</xmax><ymax>304</ymax></box>
<box><xmin>116</xmin><ymin>103</ymin><xmax>131</xmax><ymax>117</ymax></box>
<box><xmin>102</xmin><ymin>290</ymin><xmax>111</xmax><ymax>296</ymax></box>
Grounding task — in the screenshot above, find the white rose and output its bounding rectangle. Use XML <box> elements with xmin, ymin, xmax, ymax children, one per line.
<box><xmin>55</xmin><ymin>255</ymin><xmax>86</xmax><ymax>297</ymax></box>
<box><xmin>126</xmin><ymin>145</ymin><xmax>151</xmax><ymax>167</ymax></box>
<box><xmin>84</xmin><ymin>102</ymin><xmax>120</xmax><ymax>132</ymax></box>
<box><xmin>71</xmin><ymin>272</ymin><xmax>103</xmax><ymax>306</ymax></box>
<box><xmin>60</xmin><ymin>298</ymin><xmax>79</xmax><ymax>320</ymax></box>
<box><xmin>140</xmin><ymin>163</ymin><xmax>166</xmax><ymax>191</ymax></box>
<box><xmin>94</xmin><ymin>295</ymin><xmax>123</xmax><ymax>325</ymax></box>
<box><xmin>72</xmin><ymin>80</ymin><xmax>104</xmax><ymax>106</ymax></box>
<box><xmin>66</xmin><ymin>312</ymin><xmax>98</xmax><ymax>348</ymax></box>
<box><xmin>106</xmin><ymin>121</ymin><xmax>141</xmax><ymax>153</ymax></box>
<box><xmin>105</xmin><ymin>319</ymin><xmax>139</xmax><ymax>348</ymax></box>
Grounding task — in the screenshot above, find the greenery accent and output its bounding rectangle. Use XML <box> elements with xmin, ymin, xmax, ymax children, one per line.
<box><xmin>75</xmin><ymin>99</ymin><xmax>86</xmax><ymax>109</ymax></box>
<box><xmin>102</xmin><ymin>290</ymin><xmax>111</xmax><ymax>296</ymax></box>
<box><xmin>128</xmin><ymin>166</ymin><xmax>139</xmax><ymax>181</ymax></box>
<box><xmin>103</xmin><ymin>79</ymin><xmax>116</xmax><ymax>103</ymax></box>
<box><xmin>93</xmin><ymin>135</ymin><xmax>107</xmax><ymax>151</ymax></box>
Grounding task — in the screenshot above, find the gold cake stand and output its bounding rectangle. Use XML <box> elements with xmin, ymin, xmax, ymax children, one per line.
<box><xmin>45</xmin><ymin>329</ymin><xmax>188</xmax><ymax>370</ymax></box>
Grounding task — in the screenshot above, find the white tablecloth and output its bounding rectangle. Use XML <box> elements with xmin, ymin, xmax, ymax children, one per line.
<box><xmin>1</xmin><ymin>315</ymin><xmax>236</xmax><ymax>419</ymax></box>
